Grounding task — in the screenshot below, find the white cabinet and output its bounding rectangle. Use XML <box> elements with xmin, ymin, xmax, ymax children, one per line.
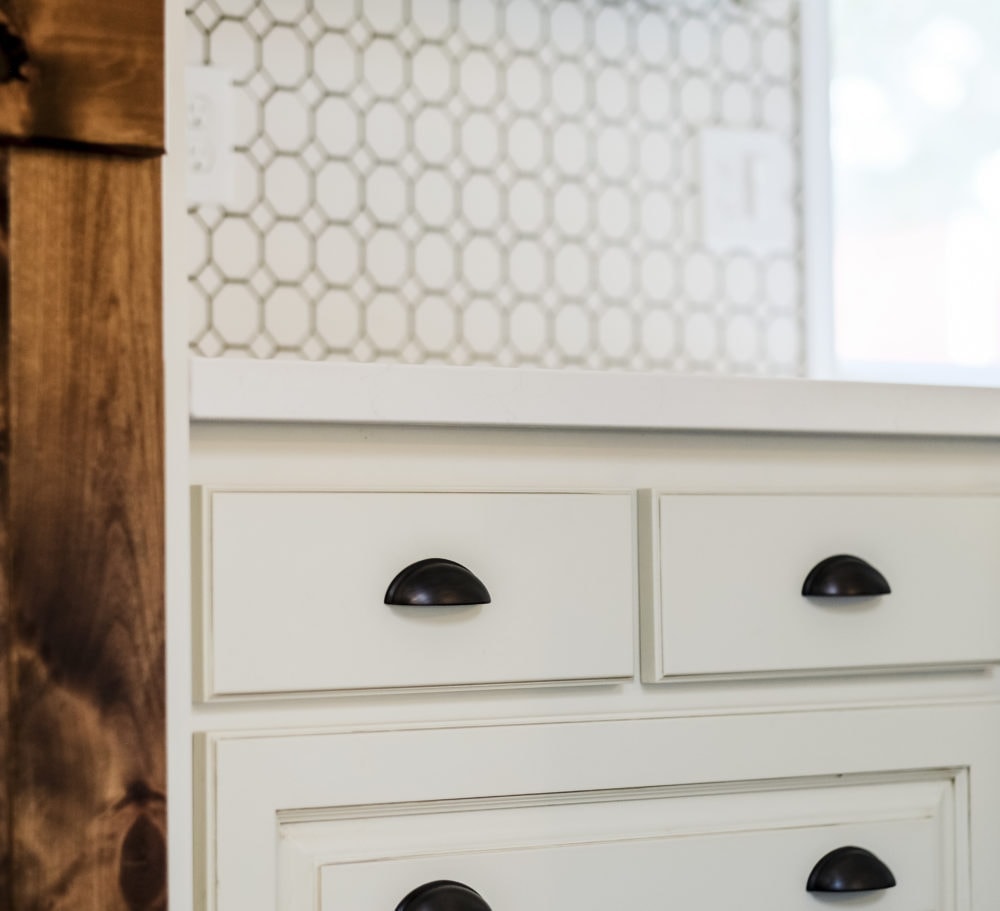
<box><xmin>189</xmin><ymin>422</ymin><xmax>1000</xmax><ymax>910</ymax></box>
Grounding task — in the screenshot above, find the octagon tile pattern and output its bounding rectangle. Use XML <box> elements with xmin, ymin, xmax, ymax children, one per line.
<box><xmin>187</xmin><ymin>0</ymin><xmax>804</xmax><ymax>375</ymax></box>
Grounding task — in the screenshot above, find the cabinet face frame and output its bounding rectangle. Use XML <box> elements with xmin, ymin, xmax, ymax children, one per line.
<box><xmin>199</xmin><ymin>705</ymin><xmax>1000</xmax><ymax>911</ymax></box>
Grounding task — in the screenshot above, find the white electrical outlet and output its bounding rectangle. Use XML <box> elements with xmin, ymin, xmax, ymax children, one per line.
<box><xmin>700</xmin><ymin>128</ymin><xmax>793</xmax><ymax>256</ymax></box>
<box><xmin>186</xmin><ymin>66</ymin><xmax>235</xmax><ymax>207</ymax></box>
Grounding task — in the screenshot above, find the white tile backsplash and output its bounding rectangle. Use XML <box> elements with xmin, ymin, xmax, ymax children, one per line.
<box><xmin>187</xmin><ymin>0</ymin><xmax>805</xmax><ymax>376</ymax></box>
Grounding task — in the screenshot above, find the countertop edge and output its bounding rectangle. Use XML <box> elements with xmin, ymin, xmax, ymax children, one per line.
<box><xmin>189</xmin><ymin>358</ymin><xmax>1000</xmax><ymax>438</ymax></box>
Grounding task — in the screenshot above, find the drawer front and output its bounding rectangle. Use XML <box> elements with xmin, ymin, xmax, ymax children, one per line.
<box><xmin>645</xmin><ymin>494</ymin><xmax>1000</xmax><ymax>680</ymax></box>
<box><xmin>197</xmin><ymin>488</ymin><xmax>635</xmax><ymax>697</ymax></box>
<box><xmin>316</xmin><ymin>814</ymin><xmax>940</xmax><ymax>911</ymax></box>
<box><xmin>210</xmin><ymin>708</ymin><xmax>1000</xmax><ymax>911</ymax></box>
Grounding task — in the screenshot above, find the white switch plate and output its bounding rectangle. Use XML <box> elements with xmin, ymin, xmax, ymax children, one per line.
<box><xmin>186</xmin><ymin>66</ymin><xmax>235</xmax><ymax>207</ymax></box>
<box><xmin>700</xmin><ymin>128</ymin><xmax>794</xmax><ymax>256</ymax></box>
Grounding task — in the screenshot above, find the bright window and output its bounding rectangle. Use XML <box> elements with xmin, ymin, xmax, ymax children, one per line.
<box><xmin>821</xmin><ymin>0</ymin><xmax>1000</xmax><ymax>384</ymax></box>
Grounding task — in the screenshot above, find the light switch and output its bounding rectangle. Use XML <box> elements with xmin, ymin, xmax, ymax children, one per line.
<box><xmin>186</xmin><ymin>66</ymin><xmax>236</xmax><ymax>207</ymax></box>
<box><xmin>699</xmin><ymin>127</ymin><xmax>793</xmax><ymax>255</ymax></box>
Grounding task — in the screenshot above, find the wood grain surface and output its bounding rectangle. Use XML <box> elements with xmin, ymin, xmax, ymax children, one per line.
<box><xmin>0</xmin><ymin>148</ymin><xmax>165</xmax><ymax>910</ymax></box>
<box><xmin>0</xmin><ymin>0</ymin><xmax>162</xmax><ymax>154</ymax></box>
<box><xmin>0</xmin><ymin>144</ymin><xmax>11</xmax><ymax>911</ymax></box>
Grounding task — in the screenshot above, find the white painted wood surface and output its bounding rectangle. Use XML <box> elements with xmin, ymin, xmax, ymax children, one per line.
<box><xmin>188</xmin><ymin>424</ymin><xmax>1000</xmax><ymax>729</ymax></box>
<box><xmin>198</xmin><ymin>488</ymin><xmax>635</xmax><ymax>697</ymax></box>
<box><xmin>315</xmin><ymin>814</ymin><xmax>940</xmax><ymax>910</ymax></box>
<box><xmin>282</xmin><ymin>776</ymin><xmax>954</xmax><ymax>910</ymax></box>
<box><xmin>204</xmin><ymin>705</ymin><xmax>998</xmax><ymax>911</ymax></box>
<box><xmin>188</xmin><ymin>424</ymin><xmax>1000</xmax><ymax>911</ymax></box>
<box><xmin>164</xmin><ymin>2</ymin><xmax>195</xmax><ymax>904</ymax></box>
<box><xmin>189</xmin><ymin>358</ymin><xmax>1000</xmax><ymax>437</ymax></box>
<box><xmin>646</xmin><ymin>494</ymin><xmax>1000</xmax><ymax>680</ymax></box>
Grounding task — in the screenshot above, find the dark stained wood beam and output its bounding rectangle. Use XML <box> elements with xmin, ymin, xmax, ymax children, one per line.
<box><xmin>0</xmin><ymin>144</ymin><xmax>11</xmax><ymax>910</ymax></box>
<box><xmin>0</xmin><ymin>2</ymin><xmax>166</xmax><ymax>907</ymax></box>
<box><xmin>1</xmin><ymin>148</ymin><xmax>165</xmax><ymax>910</ymax></box>
<box><xmin>0</xmin><ymin>0</ymin><xmax>163</xmax><ymax>155</ymax></box>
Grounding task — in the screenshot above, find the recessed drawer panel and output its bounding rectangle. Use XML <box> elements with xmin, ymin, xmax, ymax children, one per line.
<box><xmin>644</xmin><ymin>493</ymin><xmax>1000</xmax><ymax>680</ymax></box>
<box><xmin>278</xmin><ymin>775</ymin><xmax>952</xmax><ymax>911</ymax></box>
<box><xmin>196</xmin><ymin>488</ymin><xmax>635</xmax><ymax>697</ymax></box>
<box><xmin>317</xmin><ymin>814</ymin><xmax>940</xmax><ymax>911</ymax></box>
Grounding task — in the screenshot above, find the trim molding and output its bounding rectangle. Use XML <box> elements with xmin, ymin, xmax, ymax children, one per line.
<box><xmin>191</xmin><ymin>358</ymin><xmax>1000</xmax><ymax>437</ymax></box>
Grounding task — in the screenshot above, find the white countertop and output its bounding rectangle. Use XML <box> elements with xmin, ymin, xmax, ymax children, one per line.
<box><xmin>189</xmin><ymin>358</ymin><xmax>1000</xmax><ymax>437</ymax></box>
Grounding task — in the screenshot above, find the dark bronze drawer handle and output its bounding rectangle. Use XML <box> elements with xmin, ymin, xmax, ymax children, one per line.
<box><xmin>395</xmin><ymin>880</ymin><xmax>492</xmax><ymax>911</ymax></box>
<box><xmin>385</xmin><ymin>558</ymin><xmax>491</xmax><ymax>607</ymax></box>
<box><xmin>802</xmin><ymin>554</ymin><xmax>891</xmax><ymax>597</ymax></box>
<box><xmin>807</xmin><ymin>845</ymin><xmax>897</xmax><ymax>892</ymax></box>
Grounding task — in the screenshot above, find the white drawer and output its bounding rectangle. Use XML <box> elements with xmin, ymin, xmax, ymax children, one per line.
<box><xmin>195</xmin><ymin>488</ymin><xmax>635</xmax><ymax>697</ymax></box>
<box><xmin>207</xmin><ymin>715</ymin><xmax>968</xmax><ymax>911</ymax></box>
<box><xmin>643</xmin><ymin>493</ymin><xmax>1000</xmax><ymax>681</ymax></box>
<box><xmin>207</xmin><ymin>708</ymin><xmax>1000</xmax><ymax>911</ymax></box>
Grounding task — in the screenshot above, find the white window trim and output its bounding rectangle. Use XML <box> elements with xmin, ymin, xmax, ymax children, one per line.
<box><xmin>801</xmin><ymin>0</ymin><xmax>835</xmax><ymax>380</ymax></box>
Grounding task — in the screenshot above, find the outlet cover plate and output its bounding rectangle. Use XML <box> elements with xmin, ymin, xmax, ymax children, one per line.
<box><xmin>186</xmin><ymin>66</ymin><xmax>235</xmax><ymax>207</ymax></box>
<box><xmin>700</xmin><ymin>127</ymin><xmax>794</xmax><ymax>256</ymax></box>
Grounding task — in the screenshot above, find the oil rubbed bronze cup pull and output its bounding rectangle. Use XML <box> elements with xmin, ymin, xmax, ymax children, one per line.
<box><xmin>807</xmin><ymin>846</ymin><xmax>897</xmax><ymax>892</ymax></box>
<box><xmin>395</xmin><ymin>880</ymin><xmax>493</xmax><ymax>911</ymax></box>
<box><xmin>802</xmin><ymin>554</ymin><xmax>891</xmax><ymax>598</ymax></box>
<box><xmin>385</xmin><ymin>558</ymin><xmax>491</xmax><ymax>607</ymax></box>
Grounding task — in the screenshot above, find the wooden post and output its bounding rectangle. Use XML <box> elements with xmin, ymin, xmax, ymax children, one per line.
<box><xmin>0</xmin><ymin>3</ymin><xmax>165</xmax><ymax>909</ymax></box>
<box><xmin>0</xmin><ymin>0</ymin><xmax>163</xmax><ymax>154</ymax></box>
